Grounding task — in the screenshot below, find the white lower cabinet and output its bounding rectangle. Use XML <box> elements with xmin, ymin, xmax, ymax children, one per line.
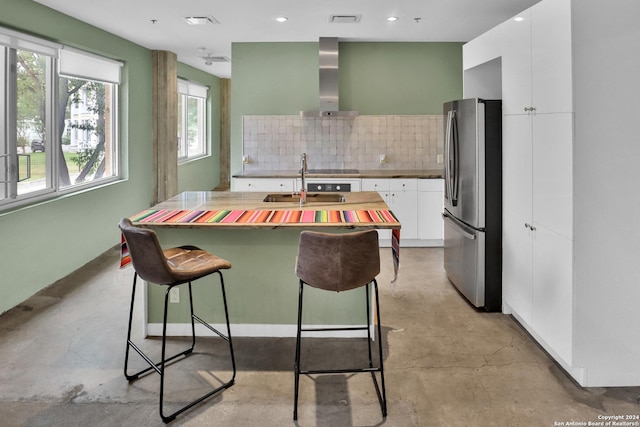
<box><xmin>361</xmin><ymin>179</ymin><xmax>392</xmax><ymax>241</ymax></box>
<box><xmin>418</xmin><ymin>179</ymin><xmax>444</xmax><ymax>241</ymax></box>
<box><xmin>362</xmin><ymin>178</ymin><xmax>418</xmax><ymax>243</ymax></box>
<box><xmin>532</xmin><ymin>226</ymin><xmax>573</xmax><ymax>363</ymax></box>
<box><xmin>506</xmin><ymin>222</ymin><xmax>573</xmax><ymax>365</ymax></box>
<box><xmin>389</xmin><ymin>179</ymin><xmax>418</xmax><ymax>241</ymax></box>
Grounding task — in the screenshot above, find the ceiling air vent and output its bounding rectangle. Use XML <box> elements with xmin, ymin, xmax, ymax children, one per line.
<box><xmin>184</xmin><ymin>16</ymin><xmax>220</xmax><ymax>25</ymax></box>
<box><xmin>329</xmin><ymin>14</ymin><xmax>362</xmax><ymax>24</ymax></box>
<box><xmin>202</xmin><ymin>55</ymin><xmax>230</xmax><ymax>65</ymax></box>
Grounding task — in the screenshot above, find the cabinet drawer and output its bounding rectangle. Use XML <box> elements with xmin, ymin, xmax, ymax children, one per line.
<box><xmin>362</xmin><ymin>179</ymin><xmax>389</xmax><ymax>192</ymax></box>
<box><xmin>363</xmin><ymin>178</ymin><xmax>418</xmax><ymax>192</ymax></box>
<box><xmin>233</xmin><ymin>178</ymin><xmax>295</xmax><ymax>192</ymax></box>
<box><xmin>389</xmin><ymin>178</ymin><xmax>417</xmax><ymax>191</ymax></box>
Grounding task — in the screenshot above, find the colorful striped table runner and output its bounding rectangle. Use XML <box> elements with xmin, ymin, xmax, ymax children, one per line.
<box><xmin>129</xmin><ymin>208</ymin><xmax>400</xmax><ymax>225</ymax></box>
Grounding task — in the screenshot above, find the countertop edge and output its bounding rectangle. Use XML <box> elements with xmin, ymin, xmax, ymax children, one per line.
<box><xmin>232</xmin><ymin>169</ymin><xmax>444</xmax><ymax>179</ymax></box>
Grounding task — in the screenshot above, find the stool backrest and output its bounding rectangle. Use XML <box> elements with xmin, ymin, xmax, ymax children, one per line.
<box><xmin>119</xmin><ymin>218</ymin><xmax>175</xmax><ymax>285</ymax></box>
<box><xmin>296</xmin><ymin>230</ymin><xmax>380</xmax><ymax>292</ymax></box>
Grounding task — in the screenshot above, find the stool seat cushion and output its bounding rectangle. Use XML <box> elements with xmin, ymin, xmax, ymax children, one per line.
<box><xmin>164</xmin><ymin>246</ymin><xmax>232</xmax><ymax>282</ymax></box>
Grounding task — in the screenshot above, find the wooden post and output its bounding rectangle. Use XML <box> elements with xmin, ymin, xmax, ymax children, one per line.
<box><xmin>219</xmin><ymin>78</ymin><xmax>231</xmax><ymax>190</ymax></box>
<box><xmin>152</xmin><ymin>50</ymin><xmax>178</xmax><ymax>203</ymax></box>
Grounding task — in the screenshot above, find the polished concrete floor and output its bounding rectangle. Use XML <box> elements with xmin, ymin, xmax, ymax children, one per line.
<box><xmin>0</xmin><ymin>247</ymin><xmax>639</xmax><ymax>426</ymax></box>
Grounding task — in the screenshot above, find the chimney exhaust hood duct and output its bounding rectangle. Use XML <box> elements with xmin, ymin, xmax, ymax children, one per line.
<box><xmin>300</xmin><ymin>37</ymin><xmax>358</xmax><ymax>117</ymax></box>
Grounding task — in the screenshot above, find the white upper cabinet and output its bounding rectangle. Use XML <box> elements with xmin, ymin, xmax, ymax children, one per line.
<box><xmin>501</xmin><ymin>9</ymin><xmax>532</xmax><ymax>115</ymax></box>
<box><xmin>502</xmin><ymin>0</ymin><xmax>572</xmax><ymax>115</ymax></box>
<box><xmin>530</xmin><ymin>0</ymin><xmax>573</xmax><ymax>114</ymax></box>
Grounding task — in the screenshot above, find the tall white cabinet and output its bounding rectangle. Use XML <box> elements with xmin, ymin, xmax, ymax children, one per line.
<box><xmin>499</xmin><ymin>0</ymin><xmax>575</xmax><ymax>367</ymax></box>
<box><xmin>463</xmin><ymin>0</ymin><xmax>640</xmax><ymax>387</ymax></box>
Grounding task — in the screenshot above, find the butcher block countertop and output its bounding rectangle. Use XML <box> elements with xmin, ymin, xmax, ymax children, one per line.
<box><xmin>130</xmin><ymin>191</ymin><xmax>401</xmax><ymax>230</ymax></box>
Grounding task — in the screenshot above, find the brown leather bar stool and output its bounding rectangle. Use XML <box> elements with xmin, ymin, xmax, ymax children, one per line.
<box><xmin>293</xmin><ymin>229</ymin><xmax>387</xmax><ymax>421</ymax></box>
<box><xmin>119</xmin><ymin>218</ymin><xmax>236</xmax><ymax>423</ymax></box>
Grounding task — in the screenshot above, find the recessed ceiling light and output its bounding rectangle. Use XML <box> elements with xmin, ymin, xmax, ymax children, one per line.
<box><xmin>275</xmin><ymin>16</ymin><xmax>288</xmax><ymax>23</ymax></box>
<box><xmin>387</xmin><ymin>16</ymin><xmax>398</xmax><ymax>22</ymax></box>
<box><xmin>514</xmin><ymin>16</ymin><xmax>525</xmax><ymax>22</ymax></box>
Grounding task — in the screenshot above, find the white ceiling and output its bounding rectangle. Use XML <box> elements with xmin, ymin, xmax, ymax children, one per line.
<box><xmin>35</xmin><ymin>0</ymin><xmax>541</xmax><ymax>79</ymax></box>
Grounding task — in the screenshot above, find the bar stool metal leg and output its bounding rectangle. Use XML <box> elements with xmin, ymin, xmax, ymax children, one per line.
<box><xmin>293</xmin><ymin>279</ymin><xmax>304</xmax><ymax>421</ymax></box>
<box><xmin>124</xmin><ymin>271</ymin><xmax>236</xmax><ymax>424</ymax></box>
<box><xmin>293</xmin><ymin>278</ymin><xmax>387</xmax><ymax>421</ymax></box>
<box><xmin>372</xmin><ymin>279</ymin><xmax>387</xmax><ymax>417</ymax></box>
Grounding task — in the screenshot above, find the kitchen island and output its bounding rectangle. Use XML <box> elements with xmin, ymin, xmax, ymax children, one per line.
<box><xmin>128</xmin><ymin>191</ymin><xmax>400</xmax><ymax>338</ymax></box>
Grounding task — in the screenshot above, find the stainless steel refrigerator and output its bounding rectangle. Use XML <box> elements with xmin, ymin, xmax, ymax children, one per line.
<box><xmin>442</xmin><ymin>98</ymin><xmax>502</xmax><ymax>311</ymax></box>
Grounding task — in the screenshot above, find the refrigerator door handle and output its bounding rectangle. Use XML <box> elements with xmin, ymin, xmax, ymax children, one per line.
<box><xmin>444</xmin><ymin>110</ymin><xmax>456</xmax><ymax>205</ymax></box>
<box><xmin>443</xmin><ymin>211</ymin><xmax>476</xmax><ymax>240</ymax></box>
<box><xmin>451</xmin><ymin>110</ymin><xmax>459</xmax><ymax>205</ymax></box>
<box><xmin>444</xmin><ymin>110</ymin><xmax>451</xmax><ymax>201</ymax></box>
<box><xmin>444</xmin><ymin>109</ymin><xmax>459</xmax><ymax>207</ymax></box>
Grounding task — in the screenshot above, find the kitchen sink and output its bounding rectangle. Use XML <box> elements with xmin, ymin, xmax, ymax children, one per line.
<box><xmin>263</xmin><ymin>193</ymin><xmax>346</xmax><ymax>203</ymax></box>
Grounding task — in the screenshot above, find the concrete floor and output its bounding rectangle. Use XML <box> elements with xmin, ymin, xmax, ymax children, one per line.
<box><xmin>0</xmin><ymin>247</ymin><xmax>639</xmax><ymax>426</ymax></box>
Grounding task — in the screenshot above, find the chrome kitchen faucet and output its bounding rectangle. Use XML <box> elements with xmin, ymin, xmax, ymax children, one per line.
<box><xmin>300</xmin><ymin>153</ymin><xmax>307</xmax><ymax>205</ymax></box>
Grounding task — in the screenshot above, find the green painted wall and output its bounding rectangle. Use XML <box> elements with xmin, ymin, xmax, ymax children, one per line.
<box><xmin>339</xmin><ymin>42</ymin><xmax>463</xmax><ymax>114</ymax></box>
<box><xmin>0</xmin><ymin>0</ymin><xmax>219</xmax><ymax>314</ymax></box>
<box><xmin>230</xmin><ymin>41</ymin><xmax>463</xmax><ymax>174</ymax></box>
<box><xmin>231</xmin><ymin>43</ymin><xmax>319</xmax><ymax>115</ymax></box>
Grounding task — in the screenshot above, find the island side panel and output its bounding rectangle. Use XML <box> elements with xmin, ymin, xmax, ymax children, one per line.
<box><xmin>146</xmin><ymin>227</ymin><xmax>373</xmax><ymax>337</ymax></box>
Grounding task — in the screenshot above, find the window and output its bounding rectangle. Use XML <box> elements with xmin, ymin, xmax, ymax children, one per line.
<box><xmin>0</xmin><ymin>27</ymin><xmax>122</xmax><ymax>210</ymax></box>
<box><xmin>177</xmin><ymin>79</ymin><xmax>208</xmax><ymax>162</ymax></box>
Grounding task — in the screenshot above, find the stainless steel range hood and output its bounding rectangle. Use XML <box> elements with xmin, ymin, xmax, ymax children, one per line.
<box><xmin>300</xmin><ymin>37</ymin><xmax>358</xmax><ymax>118</ymax></box>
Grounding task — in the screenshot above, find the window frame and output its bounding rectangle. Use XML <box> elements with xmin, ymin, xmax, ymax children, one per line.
<box><xmin>0</xmin><ymin>27</ymin><xmax>123</xmax><ymax>212</ymax></box>
<box><xmin>177</xmin><ymin>79</ymin><xmax>209</xmax><ymax>164</ymax></box>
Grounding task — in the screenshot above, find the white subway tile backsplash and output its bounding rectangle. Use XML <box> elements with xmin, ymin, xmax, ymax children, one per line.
<box><xmin>242</xmin><ymin>114</ymin><xmax>443</xmax><ymax>171</ymax></box>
